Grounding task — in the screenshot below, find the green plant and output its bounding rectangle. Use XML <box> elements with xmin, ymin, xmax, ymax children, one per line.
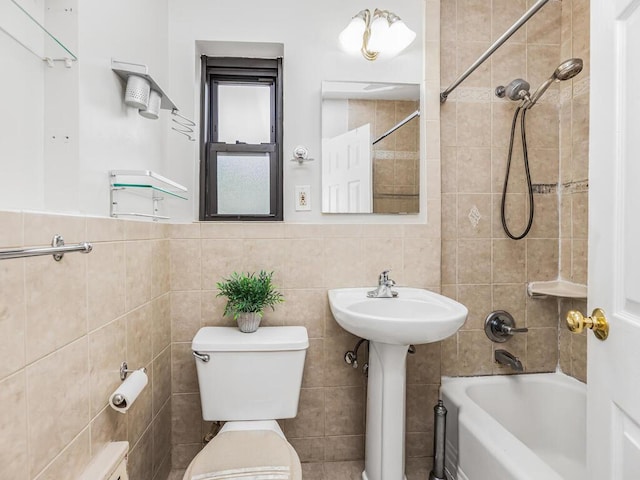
<box><xmin>216</xmin><ymin>270</ymin><xmax>284</xmax><ymax>320</ymax></box>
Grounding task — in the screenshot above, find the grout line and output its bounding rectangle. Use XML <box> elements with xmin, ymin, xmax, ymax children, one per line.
<box><xmin>31</xmin><ymin>426</ymin><xmax>90</xmax><ymax>480</ymax></box>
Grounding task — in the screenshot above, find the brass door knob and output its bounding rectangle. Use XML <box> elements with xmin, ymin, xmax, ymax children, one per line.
<box><xmin>566</xmin><ymin>308</ymin><xmax>609</xmax><ymax>341</ymax></box>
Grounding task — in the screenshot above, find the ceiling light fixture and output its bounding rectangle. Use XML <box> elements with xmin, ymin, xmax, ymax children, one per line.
<box><xmin>339</xmin><ymin>9</ymin><xmax>416</xmax><ymax>61</ymax></box>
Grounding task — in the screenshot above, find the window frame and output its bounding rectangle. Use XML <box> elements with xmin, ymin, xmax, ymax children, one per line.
<box><xmin>199</xmin><ymin>56</ymin><xmax>283</xmax><ymax>221</ymax></box>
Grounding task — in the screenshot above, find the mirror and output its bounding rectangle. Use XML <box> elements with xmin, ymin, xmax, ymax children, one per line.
<box><xmin>321</xmin><ymin>81</ymin><xmax>421</xmax><ymax>214</ymax></box>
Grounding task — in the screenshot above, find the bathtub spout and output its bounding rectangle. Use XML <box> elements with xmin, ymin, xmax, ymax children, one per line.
<box><xmin>495</xmin><ymin>349</ymin><xmax>523</xmax><ymax>372</ymax></box>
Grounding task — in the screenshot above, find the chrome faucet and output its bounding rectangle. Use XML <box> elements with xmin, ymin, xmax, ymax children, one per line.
<box><xmin>367</xmin><ymin>270</ymin><xmax>398</xmax><ymax>298</ymax></box>
<box><xmin>494</xmin><ymin>349</ymin><xmax>523</xmax><ymax>372</ymax></box>
<box><xmin>484</xmin><ymin>311</ymin><xmax>528</xmax><ymax>343</ymax></box>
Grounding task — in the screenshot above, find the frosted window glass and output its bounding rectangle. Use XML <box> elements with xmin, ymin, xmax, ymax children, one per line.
<box><xmin>218</xmin><ymin>85</ymin><xmax>271</xmax><ymax>144</ymax></box>
<box><xmin>217</xmin><ymin>153</ymin><xmax>270</xmax><ymax>215</ymax></box>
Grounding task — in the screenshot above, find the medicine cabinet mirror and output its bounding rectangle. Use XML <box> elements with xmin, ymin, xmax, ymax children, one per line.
<box><xmin>321</xmin><ymin>80</ymin><xmax>421</xmax><ymax>214</ymax></box>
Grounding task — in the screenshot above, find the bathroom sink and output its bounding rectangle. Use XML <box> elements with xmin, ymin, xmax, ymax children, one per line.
<box><xmin>329</xmin><ymin>287</ymin><xmax>468</xmax><ymax>479</ymax></box>
<box><xmin>328</xmin><ymin>287</ymin><xmax>468</xmax><ymax>345</ymax></box>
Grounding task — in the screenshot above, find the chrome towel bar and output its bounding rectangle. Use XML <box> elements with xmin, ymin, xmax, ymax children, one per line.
<box><xmin>0</xmin><ymin>234</ymin><xmax>92</xmax><ymax>261</ymax></box>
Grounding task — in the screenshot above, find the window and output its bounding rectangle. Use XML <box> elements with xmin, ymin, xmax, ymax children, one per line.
<box><xmin>199</xmin><ymin>56</ymin><xmax>283</xmax><ymax>221</ymax></box>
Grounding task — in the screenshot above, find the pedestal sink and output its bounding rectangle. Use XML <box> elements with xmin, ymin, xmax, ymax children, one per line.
<box><xmin>328</xmin><ymin>287</ymin><xmax>468</xmax><ymax>480</ymax></box>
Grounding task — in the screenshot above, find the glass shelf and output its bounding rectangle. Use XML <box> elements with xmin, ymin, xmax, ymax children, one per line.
<box><xmin>109</xmin><ymin>212</ymin><xmax>170</xmax><ymax>221</ymax></box>
<box><xmin>112</xmin><ymin>183</ymin><xmax>188</xmax><ymax>201</ymax></box>
<box><xmin>109</xmin><ymin>170</ymin><xmax>188</xmax><ymax>221</ymax></box>
<box><xmin>1</xmin><ymin>0</ymin><xmax>78</xmax><ymax>66</ymax></box>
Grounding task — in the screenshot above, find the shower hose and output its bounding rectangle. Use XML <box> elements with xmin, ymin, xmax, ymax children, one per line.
<box><xmin>501</xmin><ymin>106</ymin><xmax>534</xmax><ymax>240</ymax></box>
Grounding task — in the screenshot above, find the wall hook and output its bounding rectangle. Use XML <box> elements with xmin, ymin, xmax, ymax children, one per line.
<box><xmin>290</xmin><ymin>145</ymin><xmax>315</xmax><ymax>165</ymax></box>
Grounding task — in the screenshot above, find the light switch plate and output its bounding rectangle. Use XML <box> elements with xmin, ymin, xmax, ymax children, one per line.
<box><xmin>295</xmin><ymin>185</ymin><xmax>311</xmax><ymax>211</ymax></box>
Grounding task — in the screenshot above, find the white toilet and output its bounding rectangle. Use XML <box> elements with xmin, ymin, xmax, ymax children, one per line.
<box><xmin>185</xmin><ymin>326</ymin><xmax>309</xmax><ymax>480</ymax></box>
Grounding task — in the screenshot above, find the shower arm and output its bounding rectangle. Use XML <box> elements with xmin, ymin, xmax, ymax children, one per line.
<box><xmin>440</xmin><ymin>0</ymin><xmax>552</xmax><ymax>103</ymax></box>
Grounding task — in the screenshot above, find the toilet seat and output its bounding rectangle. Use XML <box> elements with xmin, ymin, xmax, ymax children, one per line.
<box><xmin>183</xmin><ymin>429</ymin><xmax>302</xmax><ymax>480</ymax></box>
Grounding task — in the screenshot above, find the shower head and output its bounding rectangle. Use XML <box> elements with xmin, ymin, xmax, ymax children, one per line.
<box><xmin>526</xmin><ymin>58</ymin><xmax>583</xmax><ymax>108</ymax></box>
<box><xmin>554</xmin><ymin>58</ymin><xmax>584</xmax><ymax>81</ymax></box>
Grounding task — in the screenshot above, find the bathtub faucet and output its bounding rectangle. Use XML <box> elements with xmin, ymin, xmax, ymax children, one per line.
<box><xmin>495</xmin><ymin>349</ymin><xmax>523</xmax><ymax>372</ymax></box>
<box><xmin>485</xmin><ymin>311</ymin><xmax>528</xmax><ymax>343</ymax></box>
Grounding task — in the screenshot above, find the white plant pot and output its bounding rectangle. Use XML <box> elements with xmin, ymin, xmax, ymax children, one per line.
<box><xmin>237</xmin><ymin>312</ymin><xmax>261</xmax><ymax>333</ymax></box>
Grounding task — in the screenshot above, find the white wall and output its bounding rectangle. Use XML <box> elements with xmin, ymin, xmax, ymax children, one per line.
<box><xmin>1</xmin><ymin>0</ymin><xmax>425</xmax><ymax>222</ymax></box>
<box><xmin>43</xmin><ymin>0</ymin><xmax>79</xmax><ymax>213</ymax></box>
<box><xmin>0</xmin><ymin>0</ymin><xmax>46</xmax><ymax>211</ymax></box>
<box><xmin>167</xmin><ymin>0</ymin><xmax>425</xmax><ymax>223</ymax></box>
<box><xmin>0</xmin><ymin>0</ymin><xmax>170</xmax><ymax>217</ymax></box>
<box><xmin>77</xmin><ymin>0</ymin><xmax>170</xmax><ymax>216</ymax></box>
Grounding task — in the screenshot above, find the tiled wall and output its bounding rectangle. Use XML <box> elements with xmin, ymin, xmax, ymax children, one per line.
<box><xmin>439</xmin><ymin>0</ymin><xmax>564</xmax><ymax>375</ymax></box>
<box><xmin>0</xmin><ymin>212</ymin><xmax>172</xmax><ymax>480</ymax></box>
<box><xmin>346</xmin><ymin>99</ymin><xmax>421</xmax><ymax>213</ymax></box>
<box><xmin>558</xmin><ymin>0</ymin><xmax>590</xmax><ymax>383</ymax></box>
<box><xmin>168</xmin><ymin>221</ymin><xmax>442</xmax><ymax>478</ymax></box>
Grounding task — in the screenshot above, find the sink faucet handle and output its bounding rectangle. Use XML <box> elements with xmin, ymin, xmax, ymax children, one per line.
<box><xmin>379</xmin><ymin>269</ymin><xmax>392</xmax><ymax>284</ymax></box>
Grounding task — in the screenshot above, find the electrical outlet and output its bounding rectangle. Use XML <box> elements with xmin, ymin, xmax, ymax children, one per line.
<box><xmin>295</xmin><ymin>185</ymin><xmax>311</xmax><ymax>211</ymax></box>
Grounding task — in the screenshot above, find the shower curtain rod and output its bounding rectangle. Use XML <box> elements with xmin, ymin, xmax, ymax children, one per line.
<box><xmin>372</xmin><ymin>109</ymin><xmax>420</xmax><ymax>145</ymax></box>
<box><xmin>440</xmin><ymin>0</ymin><xmax>552</xmax><ymax>103</ymax></box>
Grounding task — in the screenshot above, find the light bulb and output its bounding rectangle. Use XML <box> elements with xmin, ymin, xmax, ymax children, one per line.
<box><xmin>339</xmin><ymin>16</ymin><xmax>367</xmax><ymax>54</ymax></box>
<box><xmin>367</xmin><ymin>15</ymin><xmax>389</xmax><ymax>53</ymax></box>
<box><xmin>386</xmin><ymin>20</ymin><xmax>416</xmax><ymax>55</ymax></box>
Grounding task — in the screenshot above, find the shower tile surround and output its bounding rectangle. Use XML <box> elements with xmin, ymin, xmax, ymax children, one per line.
<box><xmin>558</xmin><ymin>0</ymin><xmax>590</xmax><ymax>382</ymax></box>
<box><xmin>440</xmin><ymin>0</ymin><xmax>588</xmax><ymax>381</ymax></box>
<box><xmin>0</xmin><ymin>2</ymin><xmax>591</xmax><ymax>480</ymax></box>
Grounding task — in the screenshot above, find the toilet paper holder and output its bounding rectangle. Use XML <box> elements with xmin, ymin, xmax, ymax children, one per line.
<box><xmin>120</xmin><ymin>361</ymin><xmax>147</xmax><ymax>381</ymax></box>
<box><xmin>110</xmin><ymin>362</ymin><xmax>149</xmax><ymax>410</ymax></box>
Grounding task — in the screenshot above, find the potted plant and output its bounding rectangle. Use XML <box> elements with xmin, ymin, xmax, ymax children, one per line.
<box><xmin>216</xmin><ymin>270</ymin><xmax>284</xmax><ymax>333</ymax></box>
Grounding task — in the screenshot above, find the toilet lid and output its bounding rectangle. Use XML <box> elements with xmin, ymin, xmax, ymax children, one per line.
<box><xmin>183</xmin><ymin>429</ymin><xmax>302</xmax><ymax>480</ymax></box>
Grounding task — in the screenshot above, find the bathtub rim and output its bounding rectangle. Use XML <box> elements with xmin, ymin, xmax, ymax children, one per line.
<box><xmin>440</xmin><ymin>372</ymin><xmax>586</xmax><ymax>480</ymax></box>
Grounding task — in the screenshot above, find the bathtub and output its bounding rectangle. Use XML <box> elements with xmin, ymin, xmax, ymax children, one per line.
<box><xmin>440</xmin><ymin>373</ymin><xmax>586</xmax><ymax>480</ymax></box>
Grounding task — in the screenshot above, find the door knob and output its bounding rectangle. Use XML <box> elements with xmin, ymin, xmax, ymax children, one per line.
<box><xmin>566</xmin><ymin>308</ymin><xmax>609</xmax><ymax>341</ymax></box>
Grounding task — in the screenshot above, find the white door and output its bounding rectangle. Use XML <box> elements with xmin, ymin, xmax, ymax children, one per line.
<box><xmin>588</xmin><ymin>0</ymin><xmax>640</xmax><ymax>477</ymax></box>
<box><xmin>321</xmin><ymin>124</ymin><xmax>372</xmax><ymax>213</ymax></box>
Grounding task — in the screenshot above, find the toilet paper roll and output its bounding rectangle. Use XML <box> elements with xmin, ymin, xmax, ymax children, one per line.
<box><xmin>109</xmin><ymin>369</ymin><xmax>148</xmax><ymax>414</ymax></box>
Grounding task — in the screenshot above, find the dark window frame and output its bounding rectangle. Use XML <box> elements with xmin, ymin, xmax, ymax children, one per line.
<box><xmin>199</xmin><ymin>56</ymin><xmax>283</xmax><ymax>221</ymax></box>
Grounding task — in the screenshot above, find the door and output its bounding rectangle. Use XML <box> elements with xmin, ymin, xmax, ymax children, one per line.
<box><xmin>321</xmin><ymin>124</ymin><xmax>372</xmax><ymax>213</ymax></box>
<box><xmin>588</xmin><ymin>0</ymin><xmax>640</xmax><ymax>477</ymax></box>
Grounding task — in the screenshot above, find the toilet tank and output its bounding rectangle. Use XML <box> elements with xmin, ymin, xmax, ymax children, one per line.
<box><xmin>192</xmin><ymin>326</ymin><xmax>308</xmax><ymax>421</ymax></box>
<box><xmin>78</xmin><ymin>442</ymin><xmax>128</xmax><ymax>480</ymax></box>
